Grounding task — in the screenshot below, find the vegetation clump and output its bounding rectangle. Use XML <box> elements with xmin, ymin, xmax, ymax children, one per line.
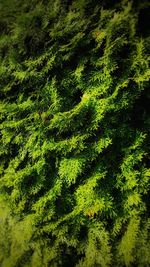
<box><xmin>0</xmin><ymin>0</ymin><xmax>150</xmax><ymax>266</ymax></box>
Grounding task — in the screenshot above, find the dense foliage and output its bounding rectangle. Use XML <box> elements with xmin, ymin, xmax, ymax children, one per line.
<box><xmin>0</xmin><ymin>0</ymin><xmax>150</xmax><ymax>266</ymax></box>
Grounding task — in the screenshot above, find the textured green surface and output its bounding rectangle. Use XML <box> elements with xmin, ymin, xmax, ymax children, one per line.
<box><xmin>0</xmin><ymin>0</ymin><xmax>150</xmax><ymax>266</ymax></box>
